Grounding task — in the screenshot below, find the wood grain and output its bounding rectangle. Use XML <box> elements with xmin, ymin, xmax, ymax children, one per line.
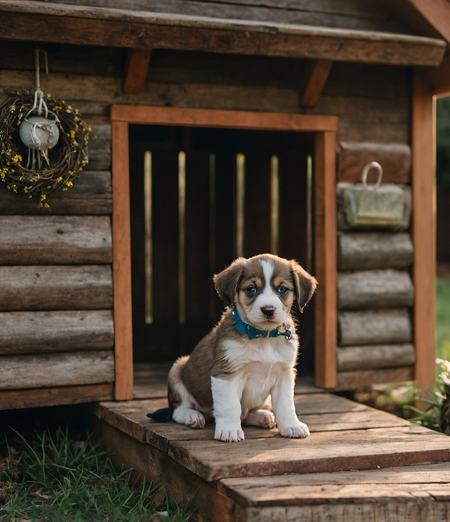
<box><xmin>0</xmin><ymin>311</ymin><xmax>114</xmax><ymax>355</ymax></box>
<box><xmin>0</xmin><ymin>3</ymin><xmax>445</xmax><ymax>66</ymax></box>
<box><xmin>338</xmin><ymin>309</ymin><xmax>412</xmax><ymax>346</ymax></box>
<box><xmin>0</xmin><ymin>351</ymin><xmax>114</xmax><ymax>390</ymax></box>
<box><xmin>300</xmin><ymin>59</ymin><xmax>333</xmax><ymax>108</ymax></box>
<box><xmin>336</xmin><ymin>367</ymin><xmax>414</xmax><ymax>391</ymax></box>
<box><xmin>337</xmin><ymin>344</ymin><xmax>415</xmax><ymax>371</ymax></box>
<box><xmin>405</xmin><ymin>0</ymin><xmax>450</xmax><ymax>45</ymax></box>
<box><xmin>0</xmin><ymin>171</ymin><xmax>112</xmax><ymax>215</ymax></box>
<box><xmin>0</xmin><ymin>383</ymin><xmax>113</xmax><ymax>411</ymax></box>
<box><xmin>123</xmin><ymin>48</ymin><xmax>152</xmax><ymax>94</ymax></box>
<box><xmin>337</xmin><ymin>141</ymin><xmax>411</xmax><ymax>183</ymax></box>
<box><xmin>314</xmin><ymin>131</ymin><xmax>337</xmax><ymax>388</ymax></box>
<box><xmin>412</xmin><ymin>73</ymin><xmax>436</xmax><ymax>393</ymax></box>
<box><xmin>0</xmin><ymin>265</ymin><xmax>112</xmax><ymax>311</ymax></box>
<box><xmin>111</xmin><ymin>121</ymin><xmax>134</xmax><ymax>400</ymax></box>
<box><xmin>338</xmin><ymin>232</ymin><xmax>413</xmax><ymax>270</ymax></box>
<box><xmin>0</xmin><ymin>216</ymin><xmax>112</xmax><ymax>264</ymax></box>
<box><xmin>337</xmin><ymin>270</ymin><xmax>414</xmax><ymax>310</ymax></box>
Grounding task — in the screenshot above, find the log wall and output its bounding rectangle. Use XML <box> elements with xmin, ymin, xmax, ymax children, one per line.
<box><xmin>0</xmin><ymin>117</ymin><xmax>115</xmax><ymax>408</ymax></box>
<box><xmin>0</xmin><ymin>39</ymin><xmax>416</xmax><ymax>400</ymax></box>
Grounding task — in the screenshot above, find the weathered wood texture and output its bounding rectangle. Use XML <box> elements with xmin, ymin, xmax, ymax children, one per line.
<box><xmin>0</xmin><ymin>59</ymin><xmax>411</xmax><ymax>142</ymax></box>
<box><xmin>338</xmin><ymin>309</ymin><xmax>412</xmax><ymax>346</ymax></box>
<box><xmin>337</xmin><ymin>141</ymin><xmax>411</xmax><ymax>183</ymax></box>
<box><xmin>0</xmin><ymin>2</ymin><xmax>445</xmax><ymax>67</ymax></box>
<box><xmin>94</xmin><ymin>393</ymin><xmax>450</xmax><ymax>483</ymax></box>
<box><xmin>338</xmin><ymin>232</ymin><xmax>413</xmax><ymax>270</ymax></box>
<box><xmin>0</xmin><ymin>311</ymin><xmax>114</xmax><ymax>355</ymax></box>
<box><xmin>337</xmin><ymin>344</ymin><xmax>415</xmax><ymax>371</ymax></box>
<box><xmin>337</xmin><ymin>183</ymin><xmax>412</xmax><ymax>231</ymax></box>
<box><xmin>0</xmin><ymin>351</ymin><xmax>114</xmax><ymax>390</ymax></box>
<box><xmin>0</xmin><ymin>171</ymin><xmax>112</xmax><ymax>215</ymax></box>
<box><xmin>336</xmin><ymin>367</ymin><xmax>414</xmax><ymax>391</ymax></box>
<box><xmin>0</xmin><ymin>383</ymin><xmax>114</xmax><ymax>411</ymax></box>
<box><xmin>0</xmin><ymin>216</ymin><xmax>112</xmax><ymax>264</ymax></box>
<box><xmin>0</xmin><ymin>265</ymin><xmax>112</xmax><ymax>311</ymax></box>
<box><xmin>338</xmin><ymin>270</ymin><xmax>414</xmax><ymax>310</ymax></box>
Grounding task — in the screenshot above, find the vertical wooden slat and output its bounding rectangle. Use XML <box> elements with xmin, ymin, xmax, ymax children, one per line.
<box><xmin>243</xmin><ymin>153</ymin><xmax>272</xmax><ymax>257</ymax></box>
<box><xmin>152</xmin><ymin>151</ymin><xmax>180</xmax><ymax>359</ymax></box>
<box><xmin>314</xmin><ymin>131</ymin><xmax>337</xmax><ymax>388</ymax></box>
<box><xmin>112</xmin><ymin>121</ymin><xmax>133</xmax><ymax>400</ymax></box>
<box><xmin>183</xmin><ymin>152</ymin><xmax>213</xmax><ymax>350</ymax></box>
<box><xmin>412</xmin><ymin>73</ymin><xmax>436</xmax><ymax>392</ymax></box>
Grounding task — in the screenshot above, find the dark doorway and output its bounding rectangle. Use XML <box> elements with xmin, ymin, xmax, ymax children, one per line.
<box><xmin>129</xmin><ymin>125</ymin><xmax>315</xmax><ymax>377</ymax></box>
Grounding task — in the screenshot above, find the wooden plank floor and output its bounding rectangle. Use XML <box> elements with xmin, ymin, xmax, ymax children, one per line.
<box><xmin>93</xmin><ymin>382</ymin><xmax>450</xmax><ymax>521</ymax></box>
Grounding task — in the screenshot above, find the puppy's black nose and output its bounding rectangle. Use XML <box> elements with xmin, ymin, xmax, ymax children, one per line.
<box><xmin>261</xmin><ymin>306</ymin><xmax>275</xmax><ymax>318</ymax></box>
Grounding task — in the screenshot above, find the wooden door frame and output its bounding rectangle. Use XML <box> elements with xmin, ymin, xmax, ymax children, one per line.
<box><xmin>110</xmin><ymin>105</ymin><xmax>338</xmax><ymax>399</ymax></box>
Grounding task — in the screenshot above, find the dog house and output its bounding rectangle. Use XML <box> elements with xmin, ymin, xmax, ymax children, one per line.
<box><xmin>0</xmin><ymin>0</ymin><xmax>449</xmax><ymax>409</ymax></box>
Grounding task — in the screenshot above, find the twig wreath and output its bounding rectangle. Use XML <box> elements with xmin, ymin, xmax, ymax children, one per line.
<box><xmin>0</xmin><ymin>50</ymin><xmax>91</xmax><ymax>207</ymax></box>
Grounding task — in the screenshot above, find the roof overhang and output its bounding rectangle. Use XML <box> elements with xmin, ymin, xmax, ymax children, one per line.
<box><xmin>0</xmin><ymin>0</ymin><xmax>446</xmax><ymax>67</ymax></box>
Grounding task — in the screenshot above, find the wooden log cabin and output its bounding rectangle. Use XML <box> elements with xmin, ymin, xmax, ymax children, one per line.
<box><xmin>5</xmin><ymin>2</ymin><xmax>450</xmax><ymax>520</ymax></box>
<box><xmin>2</xmin><ymin>0</ymin><xmax>449</xmax><ymax>407</ymax></box>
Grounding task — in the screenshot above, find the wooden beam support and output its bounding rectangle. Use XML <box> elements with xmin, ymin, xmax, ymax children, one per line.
<box><xmin>405</xmin><ymin>0</ymin><xmax>450</xmax><ymax>45</ymax></box>
<box><xmin>314</xmin><ymin>131</ymin><xmax>337</xmax><ymax>389</ymax></box>
<box><xmin>111</xmin><ymin>121</ymin><xmax>134</xmax><ymax>400</ymax></box>
<box><xmin>123</xmin><ymin>48</ymin><xmax>152</xmax><ymax>94</ymax></box>
<box><xmin>412</xmin><ymin>72</ymin><xmax>436</xmax><ymax>393</ymax></box>
<box><xmin>300</xmin><ymin>60</ymin><xmax>333</xmax><ymax>108</ymax></box>
<box><xmin>422</xmin><ymin>55</ymin><xmax>450</xmax><ymax>97</ymax></box>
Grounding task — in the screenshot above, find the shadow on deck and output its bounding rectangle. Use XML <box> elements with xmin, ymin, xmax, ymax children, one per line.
<box><xmin>93</xmin><ymin>364</ymin><xmax>450</xmax><ymax>521</ymax></box>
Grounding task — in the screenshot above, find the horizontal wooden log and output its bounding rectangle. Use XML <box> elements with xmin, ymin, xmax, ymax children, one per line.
<box><xmin>335</xmin><ymin>366</ymin><xmax>414</xmax><ymax>391</ymax></box>
<box><xmin>0</xmin><ymin>3</ymin><xmax>445</xmax><ymax>66</ymax></box>
<box><xmin>0</xmin><ymin>171</ymin><xmax>112</xmax><ymax>215</ymax></box>
<box><xmin>91</xmin><ymin>124</ymin><xmax>111</xmax><ymax>140</ymax></box>
<box><xmin>338</xmin><ymin>309</ymin><xmax>412</xmax><ymax>346</ymax></box>
<box><xmin>337</xmin><ymin>142</ymin><xmax>411</xmax><ymax>183</ymax></box>
<box><xmin>87</xmin><ymin>139</ymin><xmax>111</xmax><ymax>170</ymax></box>
<box><xmin>0</xmin><ymin>311</ymin><xmax>114</xmax><ymax>355</ymax></box>
<box><xmin>0</xmin><ymin>383</ymin><xmax>114</xmax><ymax>411</ymax></box>
<box><xmin>338</xmin><ymin>270</ymin><xmax>414</xmax><ymax>310</ymax></box>
<box><xmin>0</xmin><ymin>216</ymin><xmax>112</xmax><ymax>264</ymax></box>
<box><xmin>337</xmin><ymin>344</ymin><xmax>415</xmax><ymax>371</ymax></box>
<box><xmin>0</xmin><ymin>351</ymin><xmax>115</xmax><ymax>390</ymax></box>
<box><xmin>337</xmin><ymin>183</ymin><xmax>411</xmax><ymax>231</ymax></box>
<box><xmin>338</xmin><ymin>233</ymin><xmax>413</xmax><ymax>270</ymax></box>
<box><xmin>0</xmin><ymin>265</ymin><xmax>112</xmax><ymax>311</ymax></box>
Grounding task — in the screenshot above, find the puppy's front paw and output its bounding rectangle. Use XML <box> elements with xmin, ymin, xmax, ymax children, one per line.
<box><xmin>214</xmin><ymin>428</ymin><xmax>245</xmax><ymax>442</ymax></box>
<box><xmin>278</xmin><ymin>421</ymin><xmax>310</xmax><ymax>439</ymax></box>
<box><xmin>185</xmin><ymin>411</ymin><xmax>205</xmax><ymax>429</ymax></box>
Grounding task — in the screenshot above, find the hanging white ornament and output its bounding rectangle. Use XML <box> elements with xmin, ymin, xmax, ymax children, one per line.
<box><xmin>18</xmin><ymin>49</ymin><xmax>60</xmax><ymax>170</ymax></box>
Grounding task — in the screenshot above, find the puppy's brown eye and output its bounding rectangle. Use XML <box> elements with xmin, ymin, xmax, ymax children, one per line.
<box><xmin>278</xmin><ymin>286</ymin><xmax>288</xmax><ymax>295</ymax></box>
<box><xmin>245</xmin><ymin>286</ymin><xmax>256</xmax><ymax>297</ymax></box>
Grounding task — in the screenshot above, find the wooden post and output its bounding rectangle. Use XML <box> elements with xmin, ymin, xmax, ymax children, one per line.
<box><xmin>123</xmin><ymin>48</ymin><xmax>152</xmax><ymax>94</ymax></box>
<box><xmin>412</xmin><ymin>73</ymin><xmax>436</xmax><ymax>393</ymax></box>
<box><xmin>111</xmin><ymin>121</ymin><xmax>134</xmax><ymax>399</ymax></box>
<box><xmin>314</xmin><ymin>131</ymin><xmax>337</xmax><ymax>388</ymax></box>
<box><xmin>300</xmin><ymin>60</ymin><xmax>333</xmax><ymax>108</ymax></box>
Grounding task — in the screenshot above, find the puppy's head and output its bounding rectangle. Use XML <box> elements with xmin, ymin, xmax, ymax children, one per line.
<box><xmin>214</xmin><ymin>254</ymin><xmax>317</xmax><ymax>330</ymax></box>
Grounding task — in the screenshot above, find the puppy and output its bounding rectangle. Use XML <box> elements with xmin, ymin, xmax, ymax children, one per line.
<box><xmin>148</xmin><ymin>253</ymin><xmax>317</xmax><ymax>442</ymax></box>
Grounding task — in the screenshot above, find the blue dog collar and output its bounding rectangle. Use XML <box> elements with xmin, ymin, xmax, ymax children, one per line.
<box><xmin>231</xmin><ymin>307</ymin><xmax>292</xmax><ymax>340</ymax></box>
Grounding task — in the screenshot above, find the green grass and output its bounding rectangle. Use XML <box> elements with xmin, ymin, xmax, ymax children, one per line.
<box><xmin>0</xmin><ymin>427</ymin><xmax>195</xmax><ymax>522</ymax></box>
<box><xmin>436</xmin><ymin>277</ymin><xmax>450</xmax><ymax>367</ymax></box>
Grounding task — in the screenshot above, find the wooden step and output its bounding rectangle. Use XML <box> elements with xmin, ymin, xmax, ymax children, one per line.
<box><xmin>93</xmin><ymin>393</ymin><xmax>450</xmax><ymax>522</ymax></box>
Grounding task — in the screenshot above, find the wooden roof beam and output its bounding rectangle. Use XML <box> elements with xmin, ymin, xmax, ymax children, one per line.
<box><xmin>300</xmin><ymin>60</ymin><xmax>333</xmax><ymax>108</ymax></box>
<box><xmin>405</xmin><ymin>0</ymin><xmax>450</xmax><ymax>45</ymax></box>
<box><xmin>123</xmin><ymin>48</ymin><xmax>152</xmax><ymax>94</ymax></box>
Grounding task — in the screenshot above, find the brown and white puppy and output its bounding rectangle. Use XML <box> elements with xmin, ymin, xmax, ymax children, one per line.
<box><xmin>166</xmin><ymin>253</ymin><xmax>317</xmax><ymax>442</ymax></box>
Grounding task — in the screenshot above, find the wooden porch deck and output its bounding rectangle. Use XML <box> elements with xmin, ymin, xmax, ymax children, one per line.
<box><xmin>93</xmin><ymin>368</ymin><xmax>450</xmax><ymax>521</ymax></box>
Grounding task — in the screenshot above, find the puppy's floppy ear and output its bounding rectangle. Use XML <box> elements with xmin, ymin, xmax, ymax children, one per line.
<box><xmin>214</xmin><ymin>257</ymin><xmax>247</xmax><ymax>306</ymax></box>
<box><xmin>290</xmin><ymin>260</ymin><xmax>317</xmax><ymax>312</ymax></box>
